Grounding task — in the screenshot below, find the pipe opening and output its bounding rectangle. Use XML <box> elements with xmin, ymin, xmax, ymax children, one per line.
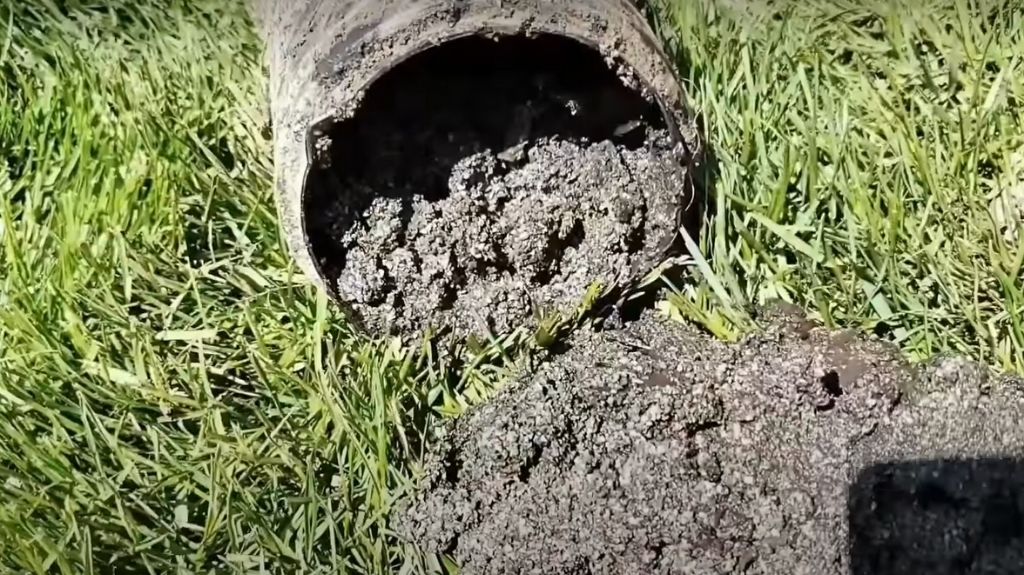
<box><xmin>303</xmin><ymin>33</ymin><xmax>690</xmax><ymax>336</ymax></box>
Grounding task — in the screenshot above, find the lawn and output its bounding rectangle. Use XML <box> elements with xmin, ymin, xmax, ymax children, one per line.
<box><xmin>0</xmin><ymin>0</ymin><xmax>1021</xmax><ymax>572</ymax></box>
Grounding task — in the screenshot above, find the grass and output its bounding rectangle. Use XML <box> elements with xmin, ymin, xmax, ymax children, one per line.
<box><xmin>653</xmin><ymin>0</ymin><xmax>1024</xmax><ymax>370</ymax></box>
<box><xmin>0</xmin><ymin>0</ymin><xmax>1021</xmax><ymax>572</ymax></box>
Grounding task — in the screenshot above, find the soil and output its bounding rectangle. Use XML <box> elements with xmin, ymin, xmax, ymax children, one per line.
<box><xmin>303</xmin><ymin>35</ymin><xmax>690</xmax><ymax>337</ymax></box>
<box><xmin>396</xmin><ymin>310</ymin><xmax>1024</xmax><ymax>574</ymax></box>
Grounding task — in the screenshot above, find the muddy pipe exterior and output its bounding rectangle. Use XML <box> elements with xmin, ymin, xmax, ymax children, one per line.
<box><xmin>255</xmin><ymin>0</ymin><xmax>700</xmax><ymax>296</ymax></box>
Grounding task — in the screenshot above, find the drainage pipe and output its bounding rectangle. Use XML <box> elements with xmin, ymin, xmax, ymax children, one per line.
<box><xmin>254</xmin><ymin>0</ymin><xmax>702</xmax><ymax>315</ymax></box>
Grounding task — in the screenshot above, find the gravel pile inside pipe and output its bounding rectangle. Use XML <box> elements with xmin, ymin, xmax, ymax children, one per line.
<box><xmin>304</xmin><ymin>36</ymin><xmax>690</xmax><ymax>337</ymax></box>
<box><xmin>396</xmin><ymin>311</ymin><xmax>1024</xmax><ymax>575</ymax></box>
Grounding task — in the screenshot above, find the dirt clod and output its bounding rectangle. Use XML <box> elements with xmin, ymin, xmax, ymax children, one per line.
<box><xmin>397</xmin><ymin>314</ymin><xmax>1024</xmax><ymax>574</ymax></box>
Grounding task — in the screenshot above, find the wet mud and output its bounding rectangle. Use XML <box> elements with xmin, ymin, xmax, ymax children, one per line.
<box><xmin>397</xmin><ymin>311</ymin><xmax>1024</xmax><ymax>574</ymax></box>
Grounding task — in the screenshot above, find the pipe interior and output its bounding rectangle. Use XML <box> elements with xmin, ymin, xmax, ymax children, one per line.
<box><xmin>303</xmin><ymin>33</ymin><xmax>673</xmax><ymax>286</ymax></box>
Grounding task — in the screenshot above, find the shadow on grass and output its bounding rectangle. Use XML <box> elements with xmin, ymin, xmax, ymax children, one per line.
<box><xmin>849</xmin><ymin>458</ymin><xmax>1024</xmax><ymax>575</ymax></box>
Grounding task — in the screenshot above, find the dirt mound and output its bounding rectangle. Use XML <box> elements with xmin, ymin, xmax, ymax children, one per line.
<box><xmin>397</xmin><ymin>312</ymin><xmax>1024</xmax><ymax>574</ymax></box>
